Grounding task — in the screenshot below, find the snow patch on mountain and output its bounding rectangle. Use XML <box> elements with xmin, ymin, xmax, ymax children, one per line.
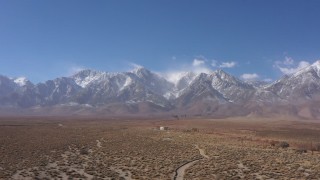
<box><xmin>120</xmin><ymin>77</ymin><xmax>132</xmax><ymax>91</ymax></box>
<box><xmin>13</xmin><ymin>77</ymin><xmax>28</xmax><ymax>87</ymax></box>
<box><xmin>72</xmin><ymin>69</ymin><xmax>105</xmax><ymax>88</ymax></box>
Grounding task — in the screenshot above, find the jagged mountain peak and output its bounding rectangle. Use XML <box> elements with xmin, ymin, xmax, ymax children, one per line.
<box><xmin>212</xmin><ymin>69</ymin><xmax>235</xmax><ymax>80</ymax></box>
<box><xmin>14</xmin><ymin>77</ymin><xmax>34</xmax><ymax>89</ymax></box>
<box><xmin>0</xmin><ymin>75</ymin><xmax>33</xmax><ymax>87</ymax></box>
<box><xmin>311</xmin><ymin>60</ymin><xmax>320</xmax><ymax>68</ymax></box>
<box><xmin>71</xmin><ymin>69</ymin><xmax>107</xmax><ymax>88</ymax></box>
<box><xmin>185</xmin><ymin>73</ymin><xmax>211</xmax><ymax>85</ymax></box>
<box><xmin>175</xmin><ymin>72</ymin><xmax>228</xmax><ymax>108</ymax></box>
<box><xmin>131</xmin><ymin>66</ymin><xmax>153</xmax><ymax>78</ymax></box>
<box><xmin>214</xmin><ymin>69</ymin><xmax>228</xmax><ymax>75</ymax></box>
<box><xmin>214</xmin><ymin>69</ymin><xmax>239</xmax><ymax>77</ymax></box>
<box><xmin>309</xmin><ymin>60</ymin><xmax>320</xmax><ymax>77</ymax></box>
<box><xmin>265</xmin><ymin>61</ymin><xmax>320</xmax><ymax>102</ymax></box>
<box><xmin>211</xmin><ymin>70</ymin><xmax>250</xmax><ymax>87</ymax></box>
<box><xmin>290</xmin><ymin>60</ymin><xmax>320</xmax><ymax>78</ymax></box>
<box><xmin>72</xmin><ymin>69</ymin><xmax>106</xmax><ymax>78</ymax></box>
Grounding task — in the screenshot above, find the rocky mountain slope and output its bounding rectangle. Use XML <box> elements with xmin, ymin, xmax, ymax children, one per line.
<box><xmin>2</xmin><ymin>61</ymin><xmax>320</xmax><ymax>119</ymax></box>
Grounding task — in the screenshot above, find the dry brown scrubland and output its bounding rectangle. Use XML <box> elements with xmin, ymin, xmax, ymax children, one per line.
<box><xmin>0</xmin><ymin>116</ymin><xmax>320</xmax><ymax>179</ymax></box>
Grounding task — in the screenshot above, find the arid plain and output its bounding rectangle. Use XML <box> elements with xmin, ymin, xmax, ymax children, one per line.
<box><xmin>1</xmin><ymin>116</ymin><xmax>320</xmax><ymax>180</ymax></box>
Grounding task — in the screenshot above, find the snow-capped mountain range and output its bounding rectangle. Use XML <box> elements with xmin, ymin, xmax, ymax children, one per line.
<box><xmin>2</xmin><ymin>61</ymin><xmax>320</xmax><ymax>119</ymax></box>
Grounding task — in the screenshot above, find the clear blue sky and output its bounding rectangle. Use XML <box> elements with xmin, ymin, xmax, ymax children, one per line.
<box><xmin>1</xmin><ymin>0</ymin><xmax>320</xmax><ymax>83</ymax></box>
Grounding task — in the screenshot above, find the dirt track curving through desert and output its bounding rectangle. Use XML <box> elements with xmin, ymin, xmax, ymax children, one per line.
<box><xmin>195</xmin><ymin>145</ymin><xmax>209</xmax><ymax>159</ymax></box>
<box><xmin>173</xmin><ymin>145</ymin><xmax>209</xmax><ymax>180</ymax></box>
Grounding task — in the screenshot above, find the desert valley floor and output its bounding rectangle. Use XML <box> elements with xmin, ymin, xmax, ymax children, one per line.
<box><xmin>1</xmin><ymin>116</ymin><xmax>320</xmax><ymax>179</ymax></box>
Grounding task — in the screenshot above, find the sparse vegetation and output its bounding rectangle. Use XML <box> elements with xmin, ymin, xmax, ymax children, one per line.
<box><xmin>80</xmin><ymin>147</ymin><xmax>89</xmax><ymax>155</ymax></box>
<box><xmin>269</xmin><ymin>140</ymin><xmax>278</xmax><ymax>146</ymax></box>
<box><xmin>278</xmin><ymin>141</ymin><xmax>290</xmax><ymax>148</ymax></box>
<box><xmin>1</xmin><ymin>117</ymin><xmax>320</xmax><ymax>179</ymax></box>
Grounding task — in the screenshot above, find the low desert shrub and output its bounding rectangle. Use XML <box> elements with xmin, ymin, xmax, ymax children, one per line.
<box><xmin>80</xmin><ymin>147</ymin><xmax>89</xmax><ymax>155</ymax></box>
<box><xmin>191</xmin><ymin>128</ymin><xmax>199</xmax><ymax>132</ymax></box>
<box><xmin>270</xmin><ymin>140</ymin><xmax>279</xmax><ymax>146</ymax></box>
<box><xmin>278</xmin><ymin>141</ymin><xmax>289</xmax><ymax>148</ymax></box>
<box><xmin>295</xmin><ymin>149</ymin><xmax>307</xmax><ymax>154</ymax></box>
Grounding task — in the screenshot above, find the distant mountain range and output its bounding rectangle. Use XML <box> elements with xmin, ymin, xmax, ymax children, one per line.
<box><xmin>2</xmin><ymin>61</ymin><xmax>320</xmax><ymax>119</ymax></box>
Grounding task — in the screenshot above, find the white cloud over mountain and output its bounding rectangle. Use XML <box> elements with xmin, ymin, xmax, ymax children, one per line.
<box><xmin>241</xmin><ymin>73</ymin><xmax>259</xmax><ymax>81</ymax></box>
<box><xmin>211</xmin><ymin>60</ymin><xmax>217</xmax><ymax>67</ymax></box>
<box><xmin>274</xmin><ymin>56</ymin><xmax>310</xmax><ymax>75</ymax></box>
<box><xmin>192</xmin><ymin>59</ymin><xmax>205</xmax><ymax>66</ymax></box>
<box><xmin>219</xmin><ymin>61</ymin><xmax>236</xmax><ymax>68</ymax></box>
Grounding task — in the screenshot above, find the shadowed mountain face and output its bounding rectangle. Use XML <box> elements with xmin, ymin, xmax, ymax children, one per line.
<box><xmin>2</xmin><ymin>62</ymin><xmax>320</xmax><ymax>119</ymax></box>
<box><xmin>266</xmin><ymin>61</ymin><xmax>320</xmax><ymax>102</ymax></box>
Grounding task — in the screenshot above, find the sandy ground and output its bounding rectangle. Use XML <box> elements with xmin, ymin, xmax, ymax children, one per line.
<box><xmin>1</xmin><ymin>116</ymin><xmax>320</xmax><ymax>179</ymax></box>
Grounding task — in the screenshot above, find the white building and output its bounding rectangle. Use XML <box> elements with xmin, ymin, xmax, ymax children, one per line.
<box><xmin>160</xmin><ymin>126</ymin><xmax>169</xmax><ymax>131</ymax></box>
